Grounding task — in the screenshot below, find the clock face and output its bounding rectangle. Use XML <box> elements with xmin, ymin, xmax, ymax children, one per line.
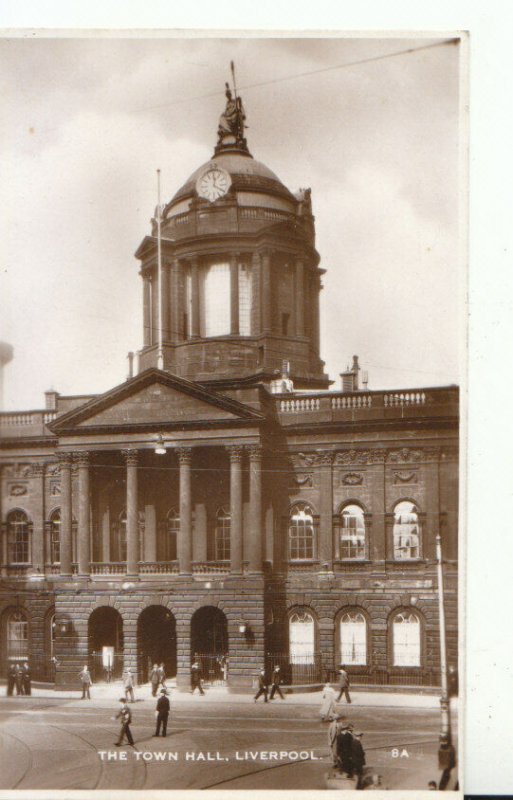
<box><xmin>196</xmin><ymin>166</ymin><xmax>231</xmax><ymax>202</ymax></box>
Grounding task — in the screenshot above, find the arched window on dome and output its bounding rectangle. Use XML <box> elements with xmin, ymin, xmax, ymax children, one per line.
<box><xmin>339</xmin><ymin>504</ymin><xmax>366</xmax><ymax>560</ymax></box>
<box><xmin>391</xmin><ymin>610</ymin><xmax>421</xmax><ymax>666</ymax></box>
<box><xmin>288</xmin><ymin>503</ymin><xmax>317</xmax><ymax>561</ymax></box>
<box><xmin>7</xmin><ymin>510</ymin><xmax>32</xmax><ymax>564</ymax></box>
<box><xmin>200</xmin><ymin>262</ymin><xmax>231</xmax><ymax>337</ymax></box>
<box><xmin>215</xmin><ymin>507</ymin><xmax>231</xmax><ymax>561</ymax></box>
<box><xmin>393</xmin><ymin>501</ymin><xmax>421</xmax><ymax>560</ymax></box>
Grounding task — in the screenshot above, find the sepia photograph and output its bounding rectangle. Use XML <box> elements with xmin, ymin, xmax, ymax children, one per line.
<box><xmin>0</xmin><ymin>33</ymin><xmax>462</xmax><ymax>795</ymax></box>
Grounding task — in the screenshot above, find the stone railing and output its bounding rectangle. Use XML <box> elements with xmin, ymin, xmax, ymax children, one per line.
<box><xmin>90</xmin><ymin>562</ymin><xmax>127</xmax><ymax>575</ymax></box>
<box><xmin>192</xmin><ymin>561</ymin><xmax>231</xmax><ymax>575</ymax></box>
<box><xmin>276</xmin><ymin>386</ymin><xmax>457</xmax><ymax>422</ymax></box>
<box><xmin>287</xmin><ymin>561</ymin><xmax>321</xmax><ymax>572</ymax></box>
<box><xmin>139</xmin><ymin>561</ymin><xmax>180</xmax><ymax>575</ymax></box>
<box><xmin>0</xmin><ymin>410</ymin><xmax>57</xmax><ymax>437</ymax></box>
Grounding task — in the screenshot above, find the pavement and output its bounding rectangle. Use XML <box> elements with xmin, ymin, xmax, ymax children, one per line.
<box><xmin>9</xmin><ymin>679</ymin><xmax>453</xmax><ymax>709</ymax></box>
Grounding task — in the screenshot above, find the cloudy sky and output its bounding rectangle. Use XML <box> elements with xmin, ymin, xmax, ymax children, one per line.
<box><xmin>0</xmin><ymin>34</ymin><xmax>461</xmax><ymax>410</ymax></box>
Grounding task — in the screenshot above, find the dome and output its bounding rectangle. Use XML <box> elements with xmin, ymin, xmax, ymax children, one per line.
<box><xmin>168</xmin><ymin>150</ymin><xmax>296</xmax><ymax>209</ymax></box>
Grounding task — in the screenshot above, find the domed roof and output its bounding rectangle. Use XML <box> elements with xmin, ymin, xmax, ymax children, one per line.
<box><xmin>168</xmin><ymin>150</ymin><xmax>296</xmax><ymax>208</ymax></box>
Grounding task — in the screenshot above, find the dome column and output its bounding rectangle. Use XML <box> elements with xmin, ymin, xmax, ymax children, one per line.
<box><xmin>190</xmin><ymin>257</ymin><xmax>200</xmax><ymax>338</ymax></box>
<box><xmin>295</xmin><ymin>257</ymin><xmax>305</xmax><ymax>336</ymax></box>
<box><xmin>230</xmin><ymin>252</ymin><xmax>240</xmax><ymax>335</ymax></box>
<box><xmin>170</xmin><ymin>258</ymin><xmax>181</xmax><ymax>343</ymax></box>
<box><xmin>161</xmin><ymin>260</ymin><xmax>170</xmax><ymax>344</ymax></box>
<box><xmin>261</xmin><ymin>250</ymin><xmax>272</xmax><ymax>334</ymax></box>
<box><xmin>143</xmin><ymin>278</ymin><xmax>151</xmax><ymax>346</ymax></box>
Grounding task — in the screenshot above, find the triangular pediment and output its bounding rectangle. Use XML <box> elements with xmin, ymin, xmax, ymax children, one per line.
<box><xmin>50</xmin><ymin>369</ymin><xmax>264</xmax><ymax>433</ymax></box>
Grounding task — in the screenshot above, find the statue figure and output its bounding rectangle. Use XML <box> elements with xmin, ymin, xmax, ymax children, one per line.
<box><xmin>218</xmin><ymin>82</ymin><xmax>246</xmax><ymax>147</ymax></box>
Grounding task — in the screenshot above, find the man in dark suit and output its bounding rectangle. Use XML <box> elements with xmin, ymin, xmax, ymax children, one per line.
<box><xmin>269</xmin><ymin>666</ymin><xmax>285</xmax><ymax>700</ymax></box>
<box><xmin>21</xmin><ymin>662</ymin><xmax>31</xmax><ymax>696</ymax></box>
<box><xmin>336</xmin><ymin>664</ymin><xmax>351</xmax><ymax>703</ymax></box>
<box><xmin>14</xmin><ymin>663</ymin><xmax>23</xmax><ymax>696</ymax></box>
<box><xmin>351</xmin><ymin>731</ymin><xmax>366</xmax><ymax>788</ymax></box>
<box><xmin>336</xmin><ymin>722</ymin><xmax>354</xmax><ymax>776</ymax></box>
<box><xmin>114</xmin><ymin>697</ymin><xmax>134</xmax><ymax>746</ymax></box>
<box><xmin>253</xmin><ymin>669</ymin><xmax>268</xmax><ymax>703</ymax></box>
<box><xmin>7</xmin><ymin>663</ymin><xmax>17</xmax><ymax>696</ymax></box>
<box><xmin>154</xmin><ymin>688</ymin><xmax>170</xmax><ymax>737</ymax></box>
<box><xmin>190</xmin><ymin>661</ymin><xmax>205</xmax><ymax>695</ymax></box>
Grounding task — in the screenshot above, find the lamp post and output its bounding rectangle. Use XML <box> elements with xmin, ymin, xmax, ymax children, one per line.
<box><xmin>435</xmin><ymin>532</ymin><xmax>451</xmax><ymax>746</ymax></box>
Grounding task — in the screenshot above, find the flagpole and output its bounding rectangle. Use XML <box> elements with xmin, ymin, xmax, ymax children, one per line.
<box><xmin>156</xmin><ymin>169</ymin><xmax>164</xmax><ymax>370</ymax></box>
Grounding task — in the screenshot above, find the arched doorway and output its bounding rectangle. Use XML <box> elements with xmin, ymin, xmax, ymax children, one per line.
<box><xmin>137</xmin><ymin>606</ymin><xmax>176</xmax><ymax>684</ymax></box>
<box><xmin>88</xmin><ymin>607</ymin><xmax>124</xmax><ymax>682</ymax></box>
<box><xmin>191</xmin><ymin>606</ymin><xmax>228</xmax><ymax>686</ymax></box>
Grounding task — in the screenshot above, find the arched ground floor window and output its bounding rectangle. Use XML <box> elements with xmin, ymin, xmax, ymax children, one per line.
<box><xmin>339</xmin><ymin>610</ymin><xmax>367</xmax><ymax>665</ymax></box>
<box><xmin>392</xmin><ymin>610</ymin><xmax>421</xmax><ymax>666</ymax></box>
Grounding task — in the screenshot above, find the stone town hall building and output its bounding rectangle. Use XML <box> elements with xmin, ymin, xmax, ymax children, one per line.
<box><xmin>0</xmin><ymin>87</ymin><xmax>458</xmax><ymax>691</ymax></box>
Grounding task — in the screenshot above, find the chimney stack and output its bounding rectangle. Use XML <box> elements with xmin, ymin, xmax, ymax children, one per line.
<box><xmin>44</xmin><ymin>390</ymin><xmax>59</xmax><ymax>411</ymax></box>
<box><xmin>340</xmin><ymin>355</ymin><xmax>361</xmax><ymax>392</ymax></box>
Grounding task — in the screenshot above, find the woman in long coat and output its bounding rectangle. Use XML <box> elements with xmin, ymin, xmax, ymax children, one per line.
<box><xmin>319</xmin><ymin>682</ymin><xmax>337</xmax><ymax>721</ymax></box>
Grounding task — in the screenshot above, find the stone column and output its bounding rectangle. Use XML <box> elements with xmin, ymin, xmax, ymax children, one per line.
<box><xmin>59</xmin><ymin>454</ymin><xmax>73</xmax><ymax>576</ymax></box>
<box><xmin>170</xmin><ymin>258</ymin><xmax>181</xmax><ymax>343</ymax></box>
<box><xmin>368</xmin><ymin>450</ymin><xmax>387</xmax><ymax>563</ymax></box>
<box><xmin>248</xmin><ymin>445</ymin><xmax>263</xmax><ymax>573</ymax></box>
<box><xmin>261</xmin><ymin>250</ymin><xmax>272</xmax><ymax>334</ymax></box>
<box><xmin>101</xmin><ymin>502</ymin><xmax>110</xmax><ymax>563</ymax></box>
<box><xmin>143</xmin><ymin>278</ymin><xmax>151</xmax><ymax>346</ymax></box>
<box><xmin>178</xmin><ymin>448</ymin><xmax>193</xmax><ymax>574</ymax></box>
<box><xmin>124</xmin><ymin>450</ymin><xmax>139</xmax><ymax>576</ymax></box>
<box><xmin>144</xmin><ymin>503</ymin><xmax>157</xmax><ymax>562</ymax></box>
<box><xmin>318</xmin><ymin>452</ymin><xmax>334</xmax><ymax>568</ymax></box>
<box><xmin>31</xmin><ymin>463</ymin><xmax>45</xmax><ymax>572</ymax></box>
<box><xmin>424</xmin><ymin>447</ymin><xmax>441</xmax><ymax>561</ymax></box>
<box><xmin>190</xmin><ymin>258</ymin><xmax>200</xmax><ymax>338</ymax></box>
<box><xmin>228</xmin><ymin>446</ymin><xmax>244</xmax><ymax>574</ymax></box>
<box><xmin>75</xmin><ymin>452</ymin><xmax>90</xmax><ymax>576</ymax></box>
<box><xmin>295</xmin><ymin>257</ymin><xmax>305</xmax><ymax>336</ymax></box>
<box><xmin>230</xmin><ymin>252</ymin><xmax>240</xmax><ymax>335</ymax></box>
<box><xmin>251</xmin><ymin>252</ymin><xmax>261</xmax><ymax>335</ymax></box>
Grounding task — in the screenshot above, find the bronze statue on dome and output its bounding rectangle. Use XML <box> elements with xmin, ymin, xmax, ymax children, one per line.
<box><xmin>217</xmin><ymin>80</ymin><xmax>247</xmax><ymax>149</ymax></box>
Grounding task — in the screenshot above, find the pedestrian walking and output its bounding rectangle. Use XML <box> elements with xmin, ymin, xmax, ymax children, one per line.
<box><xmin>320</xmin><ymin>681</ymin><xmax>337</xmax><ymax>721</ymax></box>
<box><xmin>335</xmin><ymin>665</ymin><xmax>351</xmax><ymax>703</ymax></box>
<box><xmin>79</xmin><ymin>665</ymin><xmax>92</xmax><ymax>699</ymax></box>
<box><xmin>150</xmin><ymin>663</ymin><xmax>160</xmax><ymax>697</ymax></box>
<box><xmin>6</xmin><ymin>663</ymin><xmax>17</xmax><ymax>696</ymax></box>
<box><xmin>14</xmin><ymin>663</ymin><xmax>24</xmax><ymax>695</ymax></box>
<box><xmin>253</xmin><ymin>669</ymin><xmax>268</xmax><ymax>703</ymax></box>
<box><xmin>154</xmin><ymin>688</ymin><xmax>170</xmax><ymax>737</ymax></box>
<box><xmin>336</xmin><ymin>722</ymin><xmax>354</xmax><ymax>776</ymax></box>
<box><xmin>351</xmin><ymin>731</ymin><xmax>366</xmax><ymax>789</ymax></box>
<box><xmin>113</xmin><ymin>697</ymin><xmax>134</xmax><ymax>746</ymax></box>
<box><xmin>21</xmin><ymin>662</ymin><xmax>31</xmax><ymax>696</ymax></box>
<box><xmin>190</xmin><ymin>661</ymin><xmax>205</xmax><ymax>695</ymax></box>
<box><xmin>123</xmin><ymin>668</ymin><xmax>135</xmax><ymax>703</ymax></box>
<box><xmin>269</xmin><ymin>666</ymin><xmax>285</xmax><ymax>700</ymax></box>
<box><xmin>158</xmin><ymin>662</ymin><xmax>167</xmax><ymax>690</ymax></box>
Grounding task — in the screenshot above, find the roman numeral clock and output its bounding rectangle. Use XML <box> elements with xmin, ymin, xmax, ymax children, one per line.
<box><xmin>195</xmin><ymin>164</ymin><xmax>232</xmax><ymax>202</ymax></box>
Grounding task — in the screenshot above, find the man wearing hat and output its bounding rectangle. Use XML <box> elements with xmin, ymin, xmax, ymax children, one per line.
<box><xmin>351</xmin><ymin>731</ymin><xmax>366</xmax><ymax>788</ymax></box>
<box><xmin>269</xmin><ymin>666</ymin><xmax>285</xmax><ymax>700</ymax></box>
<box><xmin>154</xmin><ymin>687</ymin><xmax>170</xmax><ymax>737</ymax></box>
<box><xmin>336</xmin><ymin>720</ymin><xmax>354</xmax><ymax>776</ymax></box>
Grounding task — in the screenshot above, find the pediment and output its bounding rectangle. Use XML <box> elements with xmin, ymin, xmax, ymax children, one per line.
<box><xmin>50</xmin><ymin>369</ymin><xmax>263</xmax><ymax>433</ymax></box>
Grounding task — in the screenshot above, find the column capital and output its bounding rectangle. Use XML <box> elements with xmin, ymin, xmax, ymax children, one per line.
<box><xmin>74</xmin><ymin>451</ymin><xmax>90</xmax><ymax>467</ymax></box>
<box><xmin>247</xmin><ymin>444</ymin><xmax>264</xmax><ymax>461</ymax></box>
<box><xmin>58</xmin><ymin>452</ymin><xmax>73</xmax><ymax>468</ymax></box>
<box><xmin>423</xmin><ymin>446</ymin><xmax>442</xmax><ymax>462</ymax></box>
<box><xmin>122</xmin><ymin>449</ymin><xmax>139</xmax><ymax>467</ymax></box>
<box><xmin>30</xmin><ymin>462</ymin><xmax>46</xmax><ymax>478</ymax></box>
<box><xmin>177</xmin><ymin>446</ymin><xmax>193</xmax><ymax>465</ymax></box>
<box><xmin>227</xmin><ymin>445</ymin><xmax>245</xmax><ymax>463</ymax></box>
<box><xmin>316</xmin><ymin>451</ymin><xmax>334</xmax><ymax>467</ymax></box>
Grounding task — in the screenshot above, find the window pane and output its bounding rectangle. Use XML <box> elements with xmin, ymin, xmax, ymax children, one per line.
<box><xmin>340</xmin><ymin>611</ymin><xmax>367</xmax><ymax>665</ymax></box>
<box><xmin>7</xmin><ymin>612</ymin><xmax>28</xmax><ymax>659</ymax></box>
<box><xmin>201</xmin><ymin>262</ymin><xmax>230</xmax><ymax>336</ymax></box>
<box><xmin>215</xmin><ymin>508</ymin><xmax>231</xmax><ymax>561</ymax></box>
<box><xmin>165</xmin><ymin>510</ymin><xmax>179</xmax><ymax>561</ymax></box>
<box><xmin>7</xmin><ymin>511</ymin><xmax>30</xmax><ymax>564</ymax></box>
<box><xmin>238</xmin><ymin>262</ymin><xmax>252</xmax><ymax>335</ymax></box>
<box><xmin>50</xmin><ymin>510</ymin><xmax>61</xmax><ymax>564</ymax></box>
<box><xmin>289</xmin><ymin>505</ymin><xmax>315</xmax><ymax>560</ymax></box>
<box><xmin>393</xmin><ymin>502</ymin><xmax>420</xmax><ymax>559</ymax></box>
<box><xmin>393</xmin><ymin>612</ymin><xmax>420</xmax><ymax>666</ymax></box>
<box><xmin>289</xmin><ymin>611</ymin><xmax>315</xmax><ymax>663</ymax></box>
<box><xmin>340</xmin><ymin>505</ymin><xmax>366</xmax><ymax>560</ymax></box>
